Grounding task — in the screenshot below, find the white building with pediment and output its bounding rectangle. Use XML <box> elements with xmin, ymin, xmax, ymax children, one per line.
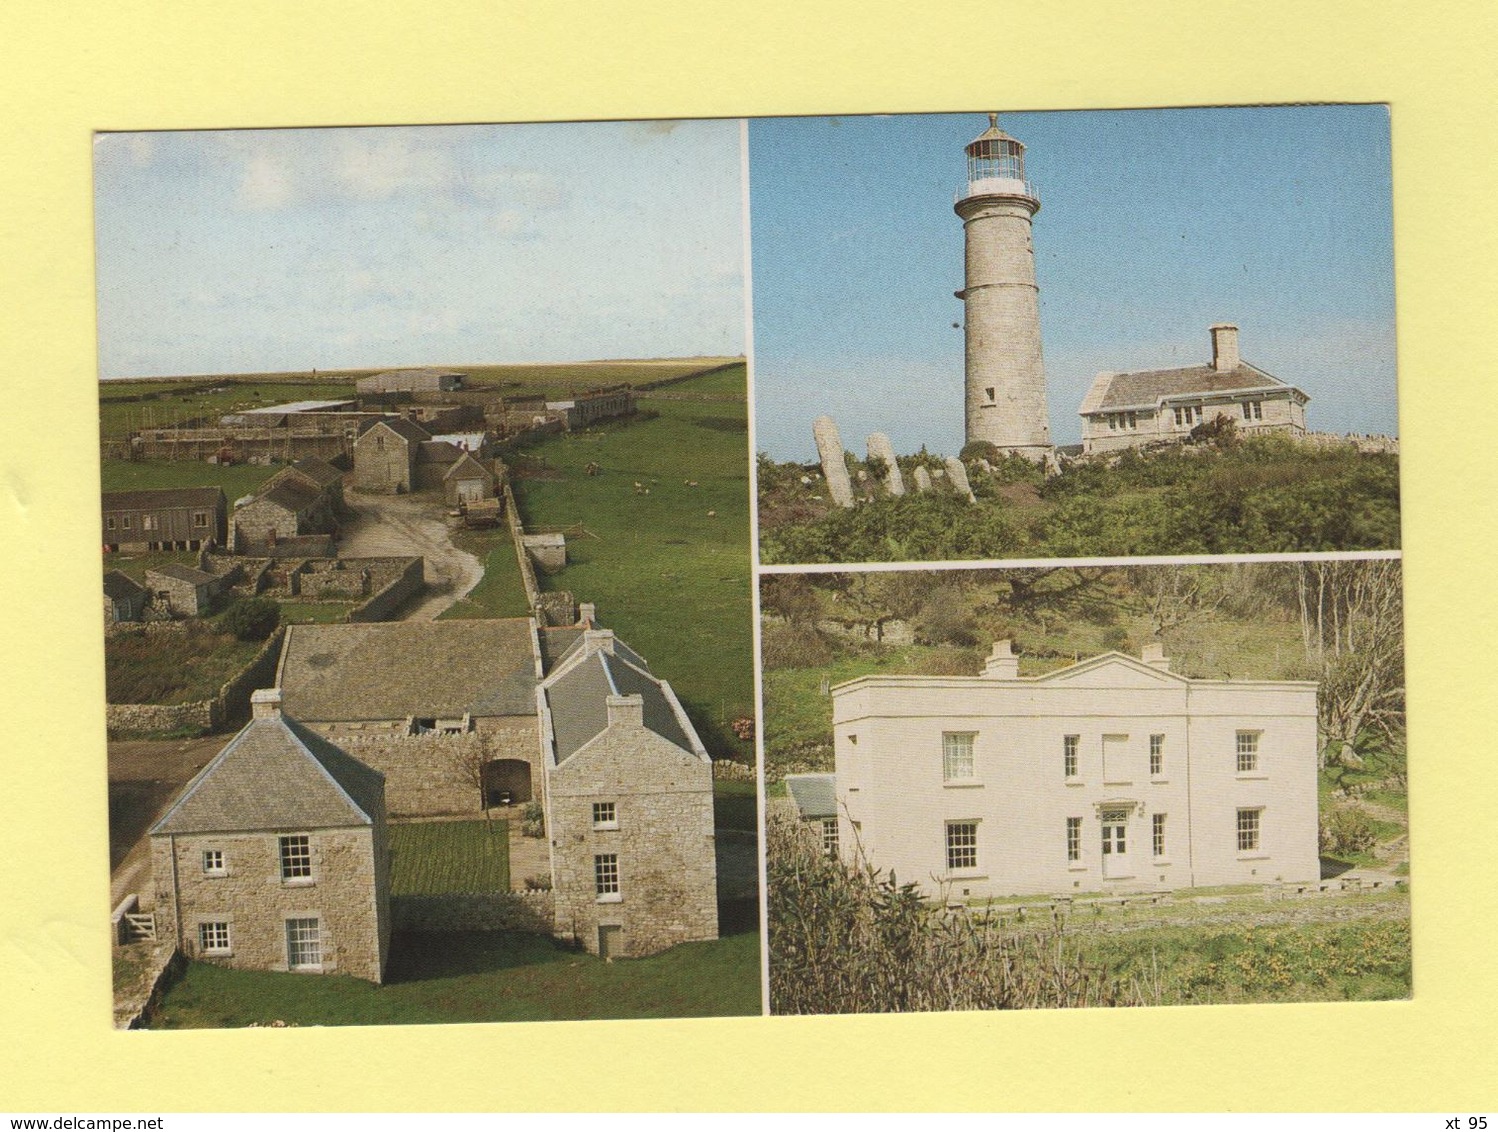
<box><xmin>813</xmin><ymin>640</ymin><xmax>1319</xmax><ymax>899</ymax></box>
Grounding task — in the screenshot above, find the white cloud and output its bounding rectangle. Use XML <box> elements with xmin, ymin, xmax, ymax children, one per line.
<box><xmin>237</xmin><ymin>152</ymin><xmax>298</xmax><ymax>210</ymax></box>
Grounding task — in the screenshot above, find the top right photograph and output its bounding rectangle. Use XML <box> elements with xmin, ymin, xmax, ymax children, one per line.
<box><xmin>751</xmin><ymin>107</ymin><xmax>1399</xmax><ymax>564</ymax></box>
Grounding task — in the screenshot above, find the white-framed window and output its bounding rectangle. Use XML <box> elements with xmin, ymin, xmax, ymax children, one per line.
<box><xmin>193</xmin><ymin>511</ymin><xmax>208</xmax><ymax>527</ymax></box>
<box><xmin>202</xmin><ymin>849</ymin><xmax>226</xmax><ymax>876</ymax></box>
<box><xmin>106</xmin><ymin>517</ymin><xmax>116</xmax><ymax>531</ymax></box>
<box><xmin>1237</xmin><ymin>808</ymin><xmax>1262</xmax><ymax>852</ymax></box>
<box><xmin>1153</xmin><ymin>813</ymin><xmax>1167</xmax><ymax>858</ymax></box>
<box><xmin>1066</xmin><ymin>816</ymin><xmax>1082</xmax><ymax>863</ymax></box>
<box><xmin>592</xmin><ymin>801</ymin><xmax>618</xmax><ymax>830</ymax></box>
<box><xmin>198</xmin><ymin>921</ymin><xmax>231</xmax><ymax>954</ymax></box>
<box><xmin>285</xmin><ymin>917</ymin><xmax>321</xmax><ymax>969</ymax></box>
<box><xmin>1236</xmin><ymin>730</ymin><xmax>1260</xmax><ymax>773</ymax></box>
<box><xmin>942</xmin><ymin>732</ymin><xmax>976</xmax><ymax>781</ymax></box>
<box><xmin>122</xmin><ymin>516</ymin><xmax>132</xmax><ymax>529</ymax></box>
<box><xmin>821</xmin><ymin>817</ymin><xmax>839</xmax><ymax>858</ymax></box>
<box><xmin>142</xmin><ymin>514</ymin><xmax>158</xmax><ymax>531</ymax></box>
<box><xmin>1063</xmin><ymin>734</ymin><xmax>1079</xmax><ymax>779</ymax></box>
<box><xmin>594</xmin><ymin>853</ymin><xmax>620</xmax><ymax>900</ymax></box>
<box><xmin>945</xmin><ymin>821</ymin><xmax>979</xmax><ymax>871</ymax></box>
<box><xmin>279</xmin><ymin>834</ymin><xmax>312</xmax><ymax>881</ymax></box>
<box><xmin>1149</xmin><ymin>734</ymin><xmax>1165</xmax><ymax>777</ymax></box>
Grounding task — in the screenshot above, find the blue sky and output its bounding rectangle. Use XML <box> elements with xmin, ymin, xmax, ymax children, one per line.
<box><xmin>93</xmin><ymin>119</ymin><xmax>746</xmax><ymax>379</ymax></box>
<box><xmin>749</xmin><ymin>107</ymin><xmax>1398</xmax><ymax>458</ymax></box>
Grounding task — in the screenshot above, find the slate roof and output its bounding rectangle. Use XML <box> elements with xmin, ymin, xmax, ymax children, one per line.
<box><xmin>444</xmin><ymin>453</ymin><xmax>492</xmax><ymax>481</ymax></box>
<box><xmin>537</xmin><ymin>626</ymin><xmax>585</xmax><ymax>671</ymax></box>
<box><xmin>543</xmin><ymin>647</ymin><xmax>694</xmax><ymax>764</ymax></box>
<box><xmin>151</xmin><ymin>714</ymin><xmax>384</xmax><ymax>835</ymax></box>
<box><xmin>785</xmin><ymin>773</ymin><xmax>838</xmax><ymax>820</ymax></box>
<box><xmin>146</xmin><ymin>563</ymin><xmax>220</xmax><ymax>586</ymax></box>
<box><xmin>418</xmin><ymin>440</ymin><xmax>464</xmax><ymax>465</ymax></box>
<box><xmin>284</xmin><ymin>457</ymin><xmax>344</xmax><ymax>488</ymax></box>
<box><xmin>277</xmin><ymin>619</ymin><xmax>540</xmax><ymax>721</ymax></box>
<box><xmin>252</xmin><ymin>479</ymin><xmax>323</xmax><ymax>514</ymax></box>
<box><xmin>103</xmin><ymin>570</ymin><xmax>146</xmax><ymax>600</ymax></box>
<box><xmin>102</xmin><ymin>487</ymin><xmax>225</xmax><ymax>513</ymax></box>
<box><xmin>1081</xmin><ymin>362</ymin><xmax>1303</xmax><ymax>414</ymax></box>
<box><xmin>364</xmin><ymin>417</ymin><xmax>432</xmax><ymax>443</ymax></box>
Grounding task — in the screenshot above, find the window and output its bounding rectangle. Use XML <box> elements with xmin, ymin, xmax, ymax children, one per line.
<box><xmin>942</xmin><ymin>732</ymin><xmax>975</xmax><ymax>781</ymax></box>
<box><xmin>1066</xmin><ymin>817</ymin><xmax>1082</xmax><ymax>862</ymax></box>
<box><xmin>1149</xmin><ymin>734</ymin><xmax>1165</xmax><ymax>777</ymax></box>
<box><xmin>985</xmin><ymin>387</ymin><xmax>995</xmax><ymax>402</ymax></box>
<box><xmin>285</xmin><ymin>917</ymin><xmax>321</xmax><ymax>969</ymax></box>
<box><xmin>202</xmin><ymin>849</ymin><xmax>226</xmax><ymax>876</ymax></box>
<box><xmin>193</xmin><ymin>511</ymin><xmax>208</xmax><ymax>527</ymax></box>
<box><xmin>142</xmin><ymin>514</ymin><xmax>158</xmax><ymax>531</ymax></box>
<box><xmin>1153</xmin><ymin>813</ymin><xmax>1167</xmax><ymax>858</ymax></box>
<box><xmin>945</xmin><ymin>821</ymin><xmax>978</xmax><ymax>871</ymax></box>
<box><xmin>121</xmin><ymin>516</ymin><xmax>132</xmax><ymax>529</ymax></box>
<box><xmin>592</xmin><ymin>801</ymin><xmax>618</xmax><ymax>830</ymax></box>
<box><xmin>1063</xmin><ymin>734</ymin><xmax>1079</xmax><ymax>778</ymax></box>
<box><xmin>198</xmin><ymin>921</ymin><xmax>231</xmax><ymax>954</ymax></box>
<box><xmin>821</xmin><ymin>817</ymin><xmax>840</xmax><ymax>858</ymax></box>
<box><xmin>106</xmin><ymin>517</ymin><xmax>116</xmax><ymax>531</ymax></box>
<box><xmin>594</xmin><ymin>853</ymin><xmax>620</xmax><ymax>899</ymax></box>
<box><xmin>279</xmin><ymin>834</ymin><xmax>312</xmax><ymax>881</ymax></box>
<box><xmin>1236</xmin><ymin>730</ymin><xmax>1260</xmax><ymax>773</ymax></box>
<box><xmin>1237</xmin><ymin>808</ymin><xmax>1261</xmax><ymax>852</ymax></box>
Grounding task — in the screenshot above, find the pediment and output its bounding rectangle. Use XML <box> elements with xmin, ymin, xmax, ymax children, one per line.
<box><xmin>1032</xmin><ymin>652</ymin><xmax>1187</xmax><ymax>689</ymax></box>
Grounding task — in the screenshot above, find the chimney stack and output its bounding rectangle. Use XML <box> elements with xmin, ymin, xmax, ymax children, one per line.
<box><xmin>578</xmin><ymin>602</ymin><xmax>597</xmax><ymax>627</ymax></box>
<box><xmin>1141</xmin><ymin>643</ymin><xmax>1170</xmax><ymax>671</ymax></box>
<box><xmin>251</xmin><ymin>688</ymin><xmax>283</xmax><ymax>720</ymax></box>
<box><xmin>1210</xmin><ymin>324</ymin><xmax>1240</xmax><ymax>373</ymax></box>
<box><xmin>606</xmin><ymin>693</ymin><xmax>645</xmax><ymax>729</ymax></box>
<box><xmin>583</xmin><ymin>628</ymin><xmax>615</xmax><ymax>654</ymax></box>
<box><xmin>983</xmin><ymin>639</ymin><xmax>1020</xmax><ymax>680</ymax></box>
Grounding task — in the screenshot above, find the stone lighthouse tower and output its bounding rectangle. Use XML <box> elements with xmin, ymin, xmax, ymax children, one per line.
<box><xmin>954</xmin><ymin>114</ymin><xmax>1053</xmax><ymax>461</ymax></box>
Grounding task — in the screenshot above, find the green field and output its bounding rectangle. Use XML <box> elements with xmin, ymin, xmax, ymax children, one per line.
<box><xmin>511</xmin><ymin>365</ymin><xmax>754</xmax><ymax>759</ymax></box>
<box><xmin>438</xmin><ymin>528</ymin><xmax>532</xmax><ymax>620</ymax></box>
<box><xmin>390</xmin><ymin>820</ymin><xmax>511</xmax><ymax>896</ymax></box>
<box><xmin>105</xmin><ymin>622</ymin><xmax>261</xmax><ymax>706</ymax></box>
<box><xmin>145</xmin><ymin>928</ymin><xmax>761</xmax><ymax>1026</ymax></box>
<box><xmin>99</xmin><ymin>379</ymin><xmax>358</xmax><ymax>440</ymax></box>
<box><xmin>99</xmin><ymin>458</ymin><xmax>280</xmax><ymax>502</ymax></box>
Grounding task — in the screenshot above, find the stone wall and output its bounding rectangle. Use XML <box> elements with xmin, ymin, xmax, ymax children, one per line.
<box><xmin>502</xmin><ymin>482</ymin><xmax>543</xmax><ymax>610</ymax></box>
<box><xmin>106</xmin><ymin>626</ymin><xmax>285</xmax><ymax>736</ymax></box>
<box><xmin>347</xmin><ymin>556</ymin><xmax>425</xmax><ymax>622</ymax></box>
<box><xmin>392</xmin><ymin>890</ymin><xmax>555</xmax><ymax>933</ymax></box>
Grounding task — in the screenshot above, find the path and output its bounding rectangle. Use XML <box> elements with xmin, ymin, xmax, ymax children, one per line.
<box><xmin>338</xmin><ymin>489</ymin><xmax>483</xmax><ymax>620</ymax></box>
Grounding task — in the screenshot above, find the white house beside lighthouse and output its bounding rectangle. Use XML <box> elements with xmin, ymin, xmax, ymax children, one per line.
<box><xmin>954</xmin><ymin>115</ymin><xmax>1054</xmax><ymax>462</ymax></box>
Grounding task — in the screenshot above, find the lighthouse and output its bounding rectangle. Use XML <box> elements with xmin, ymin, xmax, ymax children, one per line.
<box><xmin>954</xmin><ymin>114</ymin><xmax>1053</xmax><ymax>461</ymax></box>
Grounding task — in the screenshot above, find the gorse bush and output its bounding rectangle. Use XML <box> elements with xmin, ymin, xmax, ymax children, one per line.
<box><xmin>766</xmin><ymin>815</ymin><xmax>1146</xmax><ymax>1014</ymax></box>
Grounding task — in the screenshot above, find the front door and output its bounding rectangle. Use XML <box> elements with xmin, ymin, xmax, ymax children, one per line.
<box><xmin>598</xmin><ymin>924</ymin><xmax>622</xmax><ymax>959</ymax></box>
<box><xmin>1101</xmin><ymin>809</ymin><xmax>1132</xmax><ymax>878</ymax></box>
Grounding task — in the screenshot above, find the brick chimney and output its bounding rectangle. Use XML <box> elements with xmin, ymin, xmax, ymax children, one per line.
<box><xmin>606</xmin><ymin>693</ymin><xmax>644</xmax><ymax>729</ymax></box>
<box><xmin>251</xmin><ymin>688</ymin><xmax>283</xmax><ymax>720</ymax></box>
<box><xmin>983</xmin><ymin>639</ymin><xmax>1019</xmax><ymax>680</ymax></box>
<box><xmin>1210</xmin><ymin>324</ymin><xmax>1240</xmax><ymax>372</ymax></box>
<box><xmin>1140</xmin><ymin>643</ymin><xmax>1170</xmax><ymax>671</ymax></box>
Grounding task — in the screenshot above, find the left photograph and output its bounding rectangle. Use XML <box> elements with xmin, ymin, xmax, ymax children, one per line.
<box><xmin>96</xmin><ymin>120</ymin><xmax>760</xmax><ymax>1027</ymax></box>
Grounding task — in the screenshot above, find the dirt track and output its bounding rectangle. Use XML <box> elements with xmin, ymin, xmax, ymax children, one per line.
<box><xmin>338</xmin><ymin>489</ymin><xmax>484</xmax><ymax>620</ymax></box>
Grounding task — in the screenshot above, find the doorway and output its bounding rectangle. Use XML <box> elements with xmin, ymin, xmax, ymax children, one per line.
<box><xmin>1101</xmin><ymin>808</ymin><xmax>1132</xmax><ymax>878</ymax></box>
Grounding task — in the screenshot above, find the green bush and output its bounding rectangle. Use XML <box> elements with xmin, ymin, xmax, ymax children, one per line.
<box><xmin>521</xmin><ymin>800</ymin><xmax>545</xmax><ymax>839</ymax></box>
<box><xmin>1320</xmin><ymin>806</ymin><xmax>1377</xmax><ymax>857</ymax></box>
<box><xmin>219</xmin><ymin>597</ymin><xmax>281</xmax><ymax>642</ymax></box>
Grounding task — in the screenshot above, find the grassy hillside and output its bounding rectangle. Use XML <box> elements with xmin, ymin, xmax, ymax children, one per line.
<box><xmin>512</xmin><ymin>365</ymin><xmax>754</xmax><ymax>759</ymax></box>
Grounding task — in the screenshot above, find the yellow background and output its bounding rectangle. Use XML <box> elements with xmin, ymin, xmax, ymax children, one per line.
<box><xmin>2</xmin><ymin>0</ymin><xmax>1493</xmax><ymax>1112</ymax></box>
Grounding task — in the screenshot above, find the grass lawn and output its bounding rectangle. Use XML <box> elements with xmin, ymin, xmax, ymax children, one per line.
<box><xmin>511</xmin><ymin>365</ymin><xmax>754</xmax><ymax>759</ymax></box>
<box><xmin>457</xmin><ymin>358</ymin><xmax>738</xmax><ymax>397</ymax></box>
<box><xmin>439</xmin><ymin>528</ymin><xmax>531</xmax><ymax>620</ymax></box>
<box><xmin>147</xmin><ymin>928</ymin><xmax>761</xmax><ymax>1026</ymax></box>
<box><xmin>100</xmin><ymin>458</ymin><xmax>280</xmax><ymax>502</ymax></box>
<box><xmin>274</xmin><ymin>601</ymin><xmax>358</xmax><ymax>624</ymax></box>
<box><xmin>390</xmin><ymin>820</ymin><xmax>511</xmax><ymax>896</ymax></box>
<box><xmin>713</xmin><ymin>778</ymin><xmax>758</xmax><ymax>834</ymax></box>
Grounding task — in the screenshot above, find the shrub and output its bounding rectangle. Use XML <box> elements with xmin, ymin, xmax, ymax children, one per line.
<box><xmin>220</xmin><ymin>597</ymin><xmax>281</xmax><ymax>642</ymax></box>
<box><xmin>523</xmin><ymin>874</ymin><xmax>553</xmax><ymax>892</ymax></box>
<box><xmin>521</xmin><ymin>801</ymin><xmax>545</xmax><ymax>839</ymax></box>
<box><xmin>959</xmin><ymin>440</ymin><xmax>1001</xmax><ymax>464</ymax></box>
<box><xmin>760</xmin><ymin>623</ymin><xmax>836</xmax><ymax>669</ymax></box>
<box><xmin>766</xmin><ymin>815</ymin><xmax>1145</xmax><ymax>1014</ymax></box>
<box><xmin>1320</xmin><ymin>806</ymin><xmax>1377</xmax><ymax>857</ymax></box>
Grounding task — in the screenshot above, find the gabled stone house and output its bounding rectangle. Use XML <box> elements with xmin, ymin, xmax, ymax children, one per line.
<box><xmin>103</xmin><ymin>569</ymin><xmax>148</xmax><ymax>624</ymax></box>
<box><xmin>443</xmin><ymin>452</ymin><xmax>498</xmax><ymax>506</ymax></box>
<box><xmin>1078</xmin><ymin>325</ymin><xmax>1310</xmax><ymax>454</ymax></box>
<box><xmin>352</xmin><ymin>417</ymin><xmax>432</xmax><ymax>494</ymax></box>
<box><xmin>813</xmin><ymin>640</ymin><xmax>1319</xmax><ymax>899</ymax></box>
<box><xmin>538</xmin><ymin>629</ymin><xmax>718</xmax><ymax>958</ymax></box>
<box><xmin>149</xmin><ymin>689</ymin><xmax>391</xmax><ymax>983</ymax></box>
<box><xmin>230</xmin><ymin>474</ymin><xmax>339</xmax><ymax>555</ymax></box>
<box><xmin>144</xmin><ymin>563</ymin><xmax>228</xmax><ymax>616</ymax></box>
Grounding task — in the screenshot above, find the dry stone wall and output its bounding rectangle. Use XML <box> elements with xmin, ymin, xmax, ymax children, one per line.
<box><xmin>392</xmin><ymin>891</ymin><xmax>555</xmax><ymax>933</ymax></box>
<box><xmin>106</xmin><ymin>626</ymin><xmax>285</xmax><ymax>736</ymax></box>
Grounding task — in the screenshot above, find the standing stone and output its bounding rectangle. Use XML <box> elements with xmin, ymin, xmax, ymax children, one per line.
<box><xmin>866</xmin><ymin>433</ymin><xmax>905</xmax><ymax>496</ymax></box>
<box><xmin>812</xmin><ymin>416</ymin><xmax>856</xmax><ymax>509</ymax></box>
<box><xmin>945</xmin><ymin>457</ymin><xmax>978</xmax><ymax>503</ymax></box>
<box><xmin>912</xmin><ymin>466</ymin><xmax>933</xmax><ymax>494</ymax></box>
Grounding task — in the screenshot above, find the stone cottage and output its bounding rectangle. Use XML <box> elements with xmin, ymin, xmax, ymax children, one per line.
<box><xmin>538</xmin><ymin>629</ymin><xmax>719</xmax><ymax>958</ymax></box>
<box><xmin>352</xmin><ymin>417</ymin><xmax>432</xmax><ymax>494</ymax></box>
<box><xmin>144</xmin><ymin>563</ymin><xmax>228</xmax><ymax>616</ymax></box>
<box><xmin>103</xmin><ymin>569</ymin><xmax>148</xmax><ymax>624</ymax></box>
<box><xmin>806</xmin><ymin>640</ymin><xmax>1319</xmax><ymax>898</ymax></box>
<box><xmin>149</xmin><ymin>689</ymin><xmax>391</xmax><ymax>983</ymax></box>
<box><xmin>443</xmin><ymin>451</ymin><xmax>498</xmax><ymax>506</ymax></box>
<box><xmin>1078</xmin><ymin>325</ymin><xmax>1310</xmax><ymax>454</ymax></box>
<box><xmin>230</xmin><ymin>475</ymin><xmax>338</xmax><ymax>556</ymax></box>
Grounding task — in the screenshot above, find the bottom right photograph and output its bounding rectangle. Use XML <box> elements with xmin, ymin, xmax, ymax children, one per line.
<box><xmin>761</xmin><ymin>558</ymin><xmax>1409</xmax><ymax>1013</ymax></box>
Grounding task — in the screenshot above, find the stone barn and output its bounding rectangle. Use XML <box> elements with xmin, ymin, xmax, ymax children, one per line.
<box><xmin>145</xmin><ymin>563</ymin><xmax>228</xmax><ymax>616</ymax></box>
<box><xmin>103</xmin><ymin>570</ymin><xmax>148</xmax><ymax>624</ymax></box>
<box><xmin>352</xmin><ymin>417</ymin><xmax>431</xmax><ymax>494</ymax></box>
<box><xmin>149</xmin><ymin>689</ymin><xmax>391</xmax><ymax>983</ymax></box>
